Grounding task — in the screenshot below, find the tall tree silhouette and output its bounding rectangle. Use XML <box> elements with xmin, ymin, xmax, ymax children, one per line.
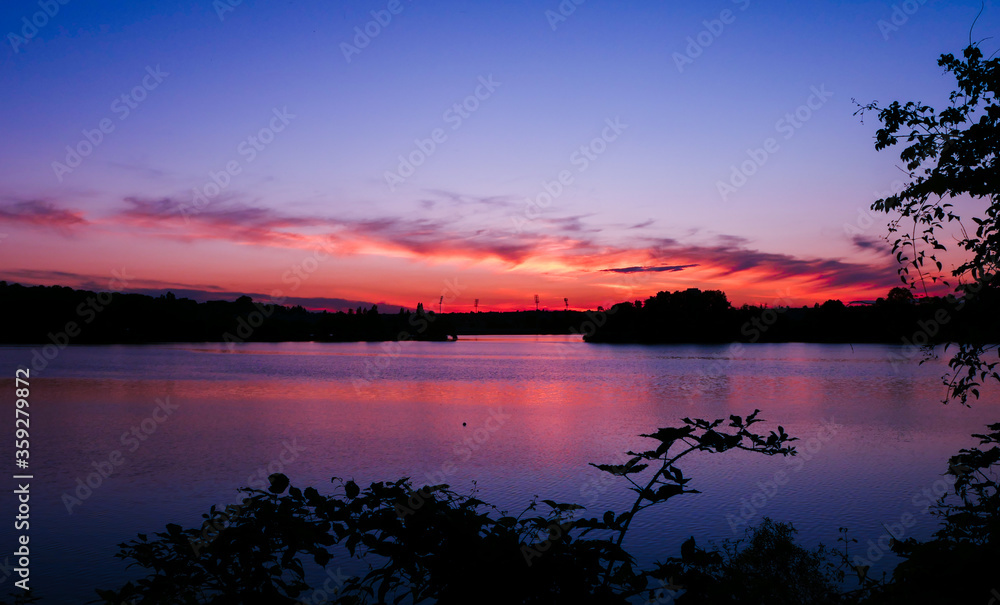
<box><xmin>858</xmin><ymin>39</ymin><xmax>1000</xmax><ymax>404</ymax></box>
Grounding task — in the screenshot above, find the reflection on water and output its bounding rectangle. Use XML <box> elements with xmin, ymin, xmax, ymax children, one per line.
<box><xmin>0</xmin><ymin>338</ymin><xmax>996</xmax><ymax>601</ymax></box>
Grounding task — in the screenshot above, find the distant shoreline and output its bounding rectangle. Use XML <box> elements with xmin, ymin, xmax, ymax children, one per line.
<box><xmin>3</xmin><ymin>281</ymin><xmax>997</xmax><ymax>348</ymax></box>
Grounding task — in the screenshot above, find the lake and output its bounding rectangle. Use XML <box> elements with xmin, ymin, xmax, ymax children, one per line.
<box><xmin>1</xmin><ymin>337</ymin><xmax>997</xmax><ymax>602</ymax></box>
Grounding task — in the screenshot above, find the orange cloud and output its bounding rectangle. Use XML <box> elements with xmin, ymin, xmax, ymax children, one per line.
<box><xmin>1</xmin><ymin>194</ymin><xmax>907</xmax><ymax>309</ymax></box>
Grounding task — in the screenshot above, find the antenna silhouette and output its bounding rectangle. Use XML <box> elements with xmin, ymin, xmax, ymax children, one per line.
<box><xmin>474</xmin><ymin>298</ymin><xmax>479</xmax><ymax>313</ymax></box>
<box><xmin>534</xmin><ymin>294</ymin><xmax>539</xmax><ymax>311</ymax></box>
<box><xmin>439</xmin><ymin>295</ymin><xmax>443</xmax><ymax>314</ymax></box>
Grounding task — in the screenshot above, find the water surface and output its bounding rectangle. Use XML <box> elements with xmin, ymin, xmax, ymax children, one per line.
<box><xmin>1</xmin><ymin>338</ymin><xmax>996</xmax><ymax>601</ymax></box>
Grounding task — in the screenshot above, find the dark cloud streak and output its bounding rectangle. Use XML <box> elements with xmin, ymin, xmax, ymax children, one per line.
<box><xmin>0</xmin><ymin>200</ymin><xmax>89</xmax><ymax>230</ymax></box>
<box><xmin>602</xmin><ymin>264</ymin><xmax>700</xmax><ymax>274</ymax></box>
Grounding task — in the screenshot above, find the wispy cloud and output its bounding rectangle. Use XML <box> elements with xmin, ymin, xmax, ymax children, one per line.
<box><xmin>539</xmin><ymin>215</ymin><xmax>600</xmax><ymax>233</ymax></box>
<box><xmin>850</xmin><ymin>234</ymin><xmax>891</xmax><ymax>253</ymax></box>
<box><xmin>628</xmin><ymin>219</ymin><xmax>655</xmax><ymax>229</ymax></box>
<box><xmin>111</xmin><ymin>196</ymin><xmax>547</xmax><ymax>264</ymax></box>
<box><xmin>421</xmin><ymin>189</ymin><xmax>521</xmax><ymax>210</ymax></box>
<box><xmin>602</xmin><ymin>264</ymin><xmax>700</xmax><ymax>274</ymax></box>
<box><xmin>642</xmin><ymin>236</ymin><xmax>895</xmax><ymax>288</ymax></box>
<box><xmin>0</xmin><ymin>200</ymin><xmax>89</xmax><ymax>231</ymax></box>
<box><xmin>9</xmin><ymin>193</ymin><xmax>897</xmax><ymax>297</ymax></box>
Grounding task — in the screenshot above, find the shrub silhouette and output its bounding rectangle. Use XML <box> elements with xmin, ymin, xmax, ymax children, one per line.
<box><xmin>80</xmin><ymin>414</ymin><xmax>1000</xmax><ymax>604</ymax></box>
<box><xmin>851</xmin><ymin>423</ymin><xmax>1000</xmax><ymax>605</ymax></box>
<box><xmin>95</xmin><ymin>412</ymin><xmax>796</xmax><ymax>604</ymax></box>
<box><xmin>661</xmin><ymin>518</ymin><xmax>842</xmax><ymax>605</ymax></box>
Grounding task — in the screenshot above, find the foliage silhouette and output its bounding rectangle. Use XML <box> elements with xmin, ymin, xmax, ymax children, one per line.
<box><xmin>857</xmin><ymin>40</ymin><xmax>1000</xmax><ymax>404</ymax></box>
<box><xmin>851</xmin><ymin>423</ymin><xmax>1000</xmax><ymax>605</ymax></box>
<box><xmin>85</xmin><ymin>415</ymin><xmax>1000</xmax><ymax>604</ymax></box>
<box><xmin>660</xmin><ymin>518</ymin><xmax>842</xmax><ymax>605</ymax></box>
<box><xmin>852</xmin><ymin>50</ymin><xmax>997</xmax><ymax>603</ymax></box>
<box><xmin>95</xmin><ymin>412</ymin><xmax>795</xmax><ymax>604</ymax></box>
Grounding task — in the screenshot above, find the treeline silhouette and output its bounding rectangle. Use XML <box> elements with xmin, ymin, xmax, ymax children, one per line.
<box><xmin>585</xmin><ymin>286</ymin><xmax>1000</xmax><ymax>344</ymax></box>
<box><xmin>0</xmin><ymin>282</ymin><xmax>462</xmax><ymax>343</ymax></box>
<box><xmin>0</xmin><ymin>282</ymin><xmax>594</xmax><ymax>344</ymax></box>
<box><xmin>3</xmin><ymin>281</ymin><xmax>998</xmax><ymax>345</ymax></box>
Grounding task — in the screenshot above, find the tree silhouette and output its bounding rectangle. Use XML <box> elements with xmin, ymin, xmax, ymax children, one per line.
<box><xmin>885</xmin><ymin>287</ymin><xmax>914</xmax><ymax>305</ymax></box>
<box><xmin>858</xmin><ymin>40</ymin><xmax>999</xmax><ymax>403</ymax></box>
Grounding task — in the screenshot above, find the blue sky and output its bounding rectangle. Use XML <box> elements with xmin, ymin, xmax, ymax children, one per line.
<box><xmin>0</xmin><ymin>0</ymin><xmax>994</xmax><ymax>309</ymax></box>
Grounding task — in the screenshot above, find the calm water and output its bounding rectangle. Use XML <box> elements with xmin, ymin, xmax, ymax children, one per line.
<box><xmin>1</xmin><ymin>338</ymin><xmax>997</xmax><ymax>602</ymax></box>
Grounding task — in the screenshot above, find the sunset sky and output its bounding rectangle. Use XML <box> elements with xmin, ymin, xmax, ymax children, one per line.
<box><xmin>1</xmin><ymin>0</ymin><xmax>993</xmax><ymax>311</ymax></box>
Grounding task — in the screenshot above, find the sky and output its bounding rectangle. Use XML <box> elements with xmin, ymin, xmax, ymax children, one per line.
<box><xmin>0</xmin><ymin>0</ymin><xmax>995</xmax><ymax>311</ymax></box>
